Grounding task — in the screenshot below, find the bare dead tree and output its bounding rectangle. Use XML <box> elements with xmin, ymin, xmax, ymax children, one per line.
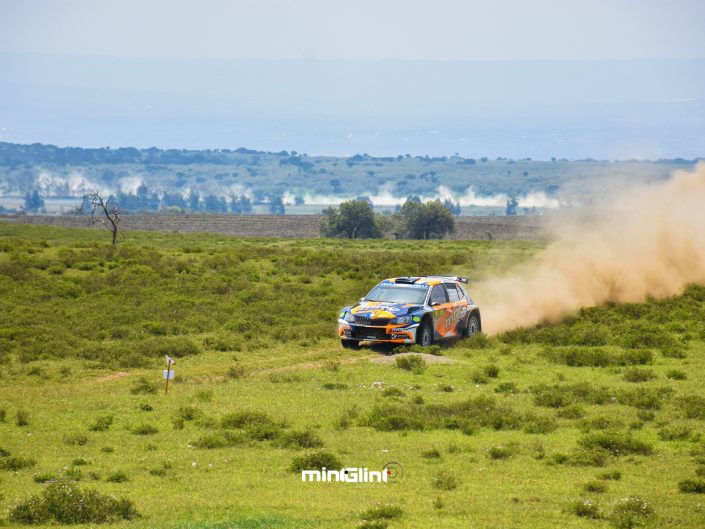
<box><xmin>86</xmin><ymin>192</ymin><xmax>120</xmax><ymax>245</ymax></box>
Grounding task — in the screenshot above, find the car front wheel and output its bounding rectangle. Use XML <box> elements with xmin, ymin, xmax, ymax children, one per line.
<box><xmin>417</xmin><ymin>320</ymin><xmax>434</xmax><ymax>346</ymax></box>
<box><xmin>341</xmin><ymin>339</ymin><xmax>360</xmax><ymax>349</ymax></box>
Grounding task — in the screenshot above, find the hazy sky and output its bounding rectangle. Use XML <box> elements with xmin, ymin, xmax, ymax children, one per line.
<box><xmin>1</xmin><ymin>0</ymin><xmax>704</xmax><ymax>61</ymax></box>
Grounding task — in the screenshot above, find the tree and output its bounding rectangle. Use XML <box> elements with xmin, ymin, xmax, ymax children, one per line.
<box><xmin>23</xmin><ymin>189</ymin><xmax>44</xmax><ymax>212</ymax></box>
<box><xmin>505</xmin><ymin>198</ymin><xmax>518</xmax><ymax>216</ymax></box>
<box><xmin>269</xmin><ymin>194</ymin><xmax>285</xmax><ymax>215</ymax></box>
<box><xmin>394</xmin><ymin>200</ymin><xmax>455</xmax><ymax>240</ymax></box>
<box><xmin>320</xmin><ymin>199</ymin><xmax>381</xmax><ymax>239</ymax></box>
<box><xmin>85</xmin><ymin>192</ymin><xmax>120</xmax><ymax>245</ymax></box>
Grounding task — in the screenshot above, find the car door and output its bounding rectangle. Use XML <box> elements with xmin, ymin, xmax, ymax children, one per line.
<box><xmin>443</xmin><ymin>282</ymin><xmax>468</xmax><ymax>336</ymax></box>
<box><xmin>429</xmin><ymin>284</ymin><xmax>454</xmax><ymax>339</ymax></box>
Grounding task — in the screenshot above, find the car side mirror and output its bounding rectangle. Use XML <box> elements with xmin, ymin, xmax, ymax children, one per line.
<box><xmin>359</xmin><ymin>297</ymin><xmax>365</xmax><ymax>302</ymax></box>
<box><xmin>431</xmin><ymin>302</ymin><xmax>441</xmax><ymax>307</ymax></box>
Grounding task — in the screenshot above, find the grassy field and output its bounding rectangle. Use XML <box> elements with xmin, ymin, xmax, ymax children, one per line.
<box><xmin>1</xmin><ymin>224</ymin><xmax>704</xmax><ymax>529</ymax></box>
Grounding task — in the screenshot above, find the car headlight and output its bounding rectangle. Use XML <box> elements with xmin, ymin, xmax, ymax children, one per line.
<box><xmin>391</xmin><ymin>315</ymin><xmax>413</xmax><ymax>325</ymax></box>
<box><xmin>343</xmin><ymin>311</ymin><xmax>355</xmax><ymax>323</ymax></box>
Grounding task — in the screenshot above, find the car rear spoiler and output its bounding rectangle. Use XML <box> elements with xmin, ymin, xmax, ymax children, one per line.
<box><xmin>427</xmin><ymin>275</ymin><xmax>469</xmax><ymax>284</ymax></box>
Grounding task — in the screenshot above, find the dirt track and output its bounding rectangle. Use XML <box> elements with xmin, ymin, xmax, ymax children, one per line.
<box><xmin>2</xmin><ymin>213</ymin><xmax>549</xmax><ymax>240</ymax></box>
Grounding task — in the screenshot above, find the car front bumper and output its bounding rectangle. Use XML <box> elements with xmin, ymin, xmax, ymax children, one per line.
<box><xmin>338</xmin><ymin>320</ymin><xmax>419</xmax><ymax>344</ymax></box>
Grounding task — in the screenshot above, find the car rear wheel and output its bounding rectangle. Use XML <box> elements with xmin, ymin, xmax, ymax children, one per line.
<box><xmin>464</xmin><ymin>313</ymin><xmax>480</xmax><ymax>338</ymax></box>
<box><xmin>341</xmin><ymin>339</ymin><xmax>360</xmax><ymax>349</ymax></box>
<box><xmin>417</xmin><ymin>320</ymin><xmax>434</xmax><ymax>346</ymax></box>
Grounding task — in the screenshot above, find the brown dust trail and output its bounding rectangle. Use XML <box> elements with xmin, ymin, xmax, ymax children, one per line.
<box><xmin>474</xmin><ymin>163</ymin><xmax>705</xmax><ymax>334</ymax></box>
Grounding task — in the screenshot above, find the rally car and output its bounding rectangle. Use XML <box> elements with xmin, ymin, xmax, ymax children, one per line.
<box><xmin>338</xmin><ymin>276</ymin><xmax>481</xmax><ymax>348</ymax></box>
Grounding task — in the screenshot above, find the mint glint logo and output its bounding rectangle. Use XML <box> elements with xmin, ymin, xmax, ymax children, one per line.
<box><xmin>301</xmin><ymin>462</ymin><xmax>402</xmax><ymax>483</ymax></box>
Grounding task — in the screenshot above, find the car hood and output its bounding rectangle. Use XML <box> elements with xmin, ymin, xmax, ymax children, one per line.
<box><xmin>350</xmin><ymin>302</ymin><xmax>421</xmax><ymax>319</ymax></box>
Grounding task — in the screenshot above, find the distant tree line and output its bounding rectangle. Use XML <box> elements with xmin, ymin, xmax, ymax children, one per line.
<box><xmin>321</xmin><ymin>199</ymin><xmax>455</xmax><ymax>240</ymax></box>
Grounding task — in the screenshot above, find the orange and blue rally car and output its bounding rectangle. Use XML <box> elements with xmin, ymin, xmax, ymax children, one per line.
<box><xmin>338</xmin><ymin>276</ymin><xmax>481</xmax><ymax>348</ymax></box>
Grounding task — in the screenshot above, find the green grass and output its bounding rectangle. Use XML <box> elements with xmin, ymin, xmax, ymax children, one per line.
<box><xmin>1</xmin><ymin>224</ymin><xmax>704</xmax><ymax>528</ymax></box>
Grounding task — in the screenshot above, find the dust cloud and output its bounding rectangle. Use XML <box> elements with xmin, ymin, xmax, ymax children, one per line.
<box><xmin>474</xmin><ymin>163</ymin><xmax>705</xmax><ymax>334</ymax></box>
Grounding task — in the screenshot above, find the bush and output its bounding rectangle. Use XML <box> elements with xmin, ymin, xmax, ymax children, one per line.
<box><xmin>471</xmin><ymin>370</ymin><xmax>489</xmax><ymax>384</ymax></box>
<box><xmin>495</xmin><ymin>382</ymin><xmax>517</xmax><ymax>394</ymax></box>
<box><xmin>598</xmin><ymin>470</ymin><xmax>622</xmax><ymax>481</ymax></box>
<box><xmin>130</xmin><ymin>377</ymin><xmax>157</xmax><ymax>395</ymax></box>
<box><xmin>422</xmin><ymin>448</ymin><xmax>441</xmax><ymax>459</ymax></box>
<box><xmin>221</xmin><ymin>411</ymin><xmax>279</xmax><ymax>429</ymax></box>
<box><xmin>666</xmin><ymin>369</ymin><xmax>687</xmax><ymax>380</ymax></box>
<box><xmin>175</xmin><ymin>406</ymin><xmax>202</xmax><ymax>422</ymax></box>
<box><xmin>484</xmin><ymin>365</ymin><xmax>500</xmax><ymax>378</ymax></box>
<box><xmin>132</xmin><ymin>424</ymin><xmax>158</xmax><ymax>435</ymax></box>
<box><xmin>105</xmin><ymin>471</ymin><xmax>129</xmax><ymax>483</ymax></box>
<box><xmin>487</xmin><ymin>444</ymin><xmax>518</xmax><ymax>460</ymax></box>
<box><xmin>556</xmin><ymin>405</ymin><xmax>586</xmax><ymax>419</ymax></box>
<box><xmin>678</xmin><ymin>395</ymin><xmax>705</xmax><ymax>419</ymax></box>
<box><xmin>658</xmin><ymin>425</ymin><xmax>691</xmax><ymax>441</ymax></box>
<box><xmin>89</xmin><ymin>415</ymin><xmax>114</xmax><ymax>432</ymax></box>
<box><xmin>623</xmin><ymin>368</ymin><xmax>656</xmax><ymax>383</ymax></box>
<box><xmin>278</xmin><ymin>430</ymin><xmax>324</xmax><ymax>449</ymax></box>
<box><xmin>289</xmin><ymin>451</ymin><xmax>342</xmax><ymax>472</ymax></box>
<box><xmin>523</xmin><ymin>414</ymin><xmax>557</xmax><ymax>434</ymax></box>
<box><xmin>33</xmin><ymin>472</ymin><xmax>58</xmax><ymax>483</ymax></box>
<box><xmin>64</xmin><ymin>433</ymin><xmax>88</xmax><ymax>446</ymax></box>
<box><xmin>0</xmin><ymin>456</ymin><xmax>37</xmax><ymax>471</ymax></box>
<box><xmin>531</xmin><ymin>382</ymin><xmax>611</xmax><ymax>408</ymax></box>
<box><xmin>359</xmin><ymin>504</ymin><xmax>403</xmax><ymax>521</ymax></box>
<box><xmin>16</xmin><ymin>409</ymin><xmax>30</xmax><ymax>426</ymax></box>
<box><xmin>431</xmin><ymin>469</ymin><xmax>459</xmax><ymax>490</ymax></box>
<box><xmin>226</xmin><ymin>364</ymin><xmax>246</xmax><ymax>379</ymax></box>
<box><xmin>570</xmin><ymin>498</ymin><xmax>601</xmax><ymax>519</ymax></box>
<box><xmin>583</xmin><ymin>480</ymin><xmax>608</xmax><ymax>493</ymax></box>
<box><xmin>395</xmin><ymin>355</ymin><xmax>427</xmax><ymax>373</ymax></box>
<box><xmin>9</xmin><ymin>479</ymin><xmax>137</xmax><ymax>524</ymax></box>
<box><xmin>322</xmin><ymin>382</ymin><xmax>348</xmax><ymax>390</ymax></box>
<box><xmin>608</xmin><ymin>497</ymin><xmax>654</xmax><ymax>529</ymax></box>
<box><xmin>381</xmin><ymin>387</ymin><xmax>405</xmax><ymax>398</ymax></box>
<box><xmin>678</xmin><ymin>479</ymin><xmax>705</xmax><ymax>493</ymax></box>
<box><xmin>578</xmin><ymin>431</ymin><xmax>653</xmax><ymax>456</ymax></box>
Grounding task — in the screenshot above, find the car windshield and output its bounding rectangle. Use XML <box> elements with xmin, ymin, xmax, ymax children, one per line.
<box><xmin>364</xmin><ymin>285</ymin><xmax>428</xmax><ymax>304</ymax></box>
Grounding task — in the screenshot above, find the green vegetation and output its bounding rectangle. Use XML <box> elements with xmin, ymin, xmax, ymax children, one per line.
<box><xmin>0</xmin><ymin>223</ymin><xmax>704</xmax><ymax>528</ymax></box>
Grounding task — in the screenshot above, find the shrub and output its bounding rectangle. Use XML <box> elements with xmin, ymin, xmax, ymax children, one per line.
<box><xmin>570</xmin><ymin>498</ymin><xmax>601</xmax><ymax>519</ymax></box>
<box><xmin>598</xmin><ymin>470</ymin><xmax>622</xmax><ymax>481</ymax></box>
<box><xmin>618</xmin><ymin>387</ymin><xmax>671</xmax><ymax>410</ymax></box>
<box><xmin>130</xmin><ymin>377</ymin><xmax>157</xmax><ymax>395</ymax></box>
<box><xmin>678</xmin><ymin>395</ymin><xmax>705</xmax><ymax>419</ymax></box>
<box><xmin>33</xmin><ymin>472</ymin><xmax>57</xmax><ymax>483</ymax></box>
<box><xmin>466</xmin><ymin>332</ymin><xmax>491</xmax><ymax>348</ymax></box>
<box><xmin>278</xmin><ymin>430</ymin><xmax>323</xmax><ymax>449</ymax></box>
<box><xmin>678</xmin><ymin>479</ymin><xmax>705</xmax><ymax>493</ymax></box>
<box><xmin>139</xmin><ymin>402</ymin><xmax>154</xmax><ymax>411</ymax></box>
<box><xmin>72</xmin><ymin>457</ymin><xmax>89</xmax><ymax>466</ymax></box>
<box><xmin>431</xmin><ymin>469</ymin><xmax>459</xmax><ymax>490</ymax></box>
<box><xmin>289</xmin><ymin>451</ymin><xmax>342</xmax><ymax>472</ymax></box>
<box><xmin>149</xmin><ymin>462</ymin><xmax>172</xmax><ymax>477</ymax></box>
<box><xmin>9</xmin><ymin>480</ymin><xmax>137</xmax><ymax>524</ymax></box>
<box><xmin>16</xmin><ymin>409</ymin><xmax>30</xmax><ymax>426</ymax></box>
<box><xmin>608</xmin><ymin>497</ymin><xmax>654</xmax><ymax>529</ymax></box>
<box><xmin>359</xmin><ymin>504</ymin><xmax>403</xmax><ymax>521</ymax></box>
<box><xmin>531</xmin><ymin>382</ymin><xmax>611</xmax><ymax>408</ymax></box>
<box><xmin>523</xmin><ymin>414</ymin><xmax>557</xmax><ymax>434</ymax></box>
<box><xmin>580</xmin><ymin>415</ymin><xmax>623</xmax><ymax>432</ymax></box>
<box><xmin>395</xmin><ymin>355</ymin><xmax>427</xmax><ymax>373</ymax></box>
<box><xmin>471</xmin><ymin>370</ymin><xmax>489</xmax><ymax>384</ymax></box>
<box><xmin>556</xmin><ymin>405</ymin><xmax>586</xmax><ymax>419</ymax></box>
<box><xmin>100</xmin><ymin>446</ymin><xmax>114</xmax><ymax>453</ymax></box>
<box><xmin>132</xmin><ymin>424</ymin><xmax>158</xmax><ymax>435</ymax></box>
<box><xmin>227</xmin><ymin>364</ymin><xmax>246</xmax><ymax>379</ymax></box>
<box><xmin>381</xmin><ymin>387</ymin><xmax>405</xmax><ymax>398</ymax></box>
<box><xmin>0</xmin><ymin>456</ymin><xmax>37</xmax><ymax>471</ymax></box>
<box><xmin>666</xmin><ymin>369</ymin><xmax>687</xmax><ymax>380</ymax></box>
<box><xmin>495</xmin><ymin>382</ymin><xmax>517</xmax><ymax>394</ymax></box>
<box><xmin>578</xmin><ymin>431</ymin><xmax>653</xmax><ymax>456</ymax></box>
<box><xmin>89</xmin><ymin>415</ymin><xmax>114</xmax><ymax>432</ymax></box>
<box><xmin>0</xmin><ymin>407</ymin><xmax>6</xmax><ymax>422</ymax></box>
<box><xmin>487</xmin><ymin>444</ymin><xmax>518</xmax><ymax>460</ymax></box>
<box><xmin>221</xmin><ymin>411</ymin><xmax>279</xmax><ymax>429</ymax></box>
<box><xmin>422</xmin><ymin>448</ymin><xmax>441</xmax><ymax>459</ymax></box>
<box><xmin>322</xmin><ymin>382</ymin><xmax>348</xmax><ymax>390</ymax></box>
<box><xmin>584</xmin><ymin>480</ymin><xmax>608</xmax><ymax>493</ymax></box>
<box><xmin>64</xmin><ymin>433</ymin><xmax>88</xmax><ymax>446</ymax></box>
<box><xmin>623</xmin><ymin>368</ymin><xmax>656</xmax><ymax>383</ymax></box>
<box><xmin>438</xmin><ymin>384</ymin><xmax>454</xmax><ymax>393</ymax></box>
<box><xmin>175</xmin><ymin>406</ymin><xmax>201</xmax><ymax>422</ymax></box>
<box><xmin>105</xmin><ymin>471</ymin><xmax>129</xmax><ymax>483</ymax></box>
<box><xmin>658</xmin><ymin>425</ymin><xmax>691</xmax><ymax>441</ymax></box>
<box><xmin>484</xmin><ymin>365</ymin><xmax>500</xmax><ymax>378</ymax></box>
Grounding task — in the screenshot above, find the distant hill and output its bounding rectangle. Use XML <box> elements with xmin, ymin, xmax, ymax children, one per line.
<box><xmin>0</xmin><ymin>142</ymin><xmax>698</xmax><ymax>215</ymax></box>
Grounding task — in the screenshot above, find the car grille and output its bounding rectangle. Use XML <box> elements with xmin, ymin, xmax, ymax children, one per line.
<box><xmin>354</xmin><ymin>316</ymin><xmax>391</xmax><ymax>326</ymax></box>
<box><xmin>352</xmin><ymin>326</ymin><xmax>389</xmax><ymax>340</ymax></box>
